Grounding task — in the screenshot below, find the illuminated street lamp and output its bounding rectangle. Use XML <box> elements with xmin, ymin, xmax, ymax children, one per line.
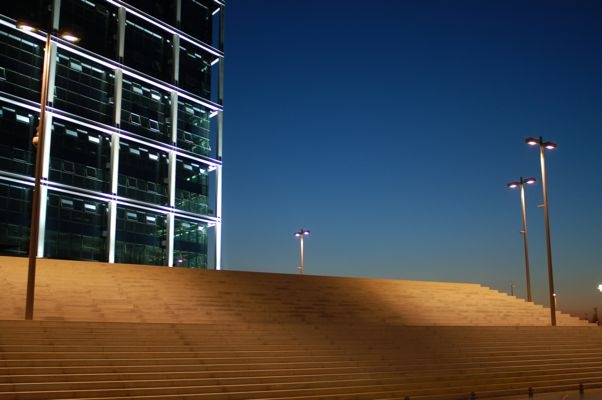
<box><xmin>597</xmin><ymin>284</ymin><xmax>602</xmax><ymax>293</ymax></box>
<box><xmin>526</xmin><ymin>136</ymin><xmax>557</xmax><ymax>326</ymax></box>
<box><xmin>294</xmin><ymin>229</ymin><xmax>310</xmax><ymax>275</ymax></box>
<box><xmin>507</xmin><ymin>176</ymin><xmax>536</xmax><ymax>302</ymax></box>
<box><xmin>18</xmin><ymin>21</ymin><xmax>80</xmax><ymax>320</ymax></box>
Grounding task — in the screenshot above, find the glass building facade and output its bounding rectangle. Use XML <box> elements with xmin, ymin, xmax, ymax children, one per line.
<box><xmin>0</xmin><ymin>0</ymin><xmax>224</xmax><ymax>268</ymax></box>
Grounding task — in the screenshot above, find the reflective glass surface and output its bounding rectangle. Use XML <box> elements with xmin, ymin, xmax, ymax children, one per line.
<box><xmin>174</xmin><ymin>218</ymin><xmax>207</xmax><ymax>268</ymax></box>
<box><xmin>45</xmin><ymin>192</ymin><xmax>108</xmax><ymax>261</ymax></box>
<box><xmin>115</xmin><ymin>206</ymin><xmax>166</xmax><ymax>265</ymax></box>
<box><xmin>0</xmin><ymin>181</ymin><xmax>31</xmax><ymax>256</ymax></box>
<box><xmin>0</xmin><ymin>101</ymin><xmax>37</xmax><ymax>177</ymax></box>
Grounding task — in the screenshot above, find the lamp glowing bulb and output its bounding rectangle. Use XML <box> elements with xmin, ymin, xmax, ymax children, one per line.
<box><xmin>544</xmin><ymin>142</ymin><xmax>557</xmax><ymax>150</ymax></box>
<box><xmin>60</xmin><ymin>32</ymin><xmax>80</xmax><ymax>43</ymax></box>
<box><xmin>16</xmin><ymin>22</ymin><xmax>36</xmax><ymax>32</ymax></box>
<box><xmin>525</xmin><ymin>137</ymin><xmax>539</xmax><ymax>146</ymax></box>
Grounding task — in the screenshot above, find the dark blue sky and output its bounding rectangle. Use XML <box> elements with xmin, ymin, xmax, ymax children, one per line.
<box><xmin>221</xmin><ymin>1</ymin><xmax>602</xmax><ymax>316</ymax></box>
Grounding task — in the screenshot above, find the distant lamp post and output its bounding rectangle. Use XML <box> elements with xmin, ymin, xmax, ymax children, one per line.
<box><xmin>507</xmin><ymin>176</ymin><xmax>536</xmax><ymax>302</ymax></box>
<box><xmin>294</xmin><ymin>229</ymin><xmax>310</xmax><ymax>275</ymax></box>
<box><xmin>526</xmin><ymin>136</ymin><xmax>557</xmax><ymax>326</ymax></box>
<box><xmin>18</xmin><ymin>21</ymin><xmax>80</xmax><ymax>320</ymax></box>
<box><xmin>597</xmin><ymin>284</ymin><xmax>602</xmax><ymax>293</ymax></box>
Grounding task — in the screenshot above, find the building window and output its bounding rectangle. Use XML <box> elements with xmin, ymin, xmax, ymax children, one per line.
<box><xmin>175</xmin><ymin>157</ymin><xmax>209</xmax><ymax>215</ymax></box>
<box><xmin>45</xmin><ymin>193</ymin><xmax>108</xmax><ymax>261</ymax></box>
<box><xmin>54</xmin><ymin>51</ymin><xmax>115</xmax><ymax>125</ymax></box>
<box><xmin>174</xmin><ymin>218</ymin><xmax>207</xmax><ymax>268</ymax></box>
<box><xmin>118</xmin><ymin>141</ymin><xmax>168</xmax><ymax>205</ymax></box>
<box><xmin>115</xmin><ymin>206</ymin><xmax>166</xmax><ymax>266</ymax></box>
<box><xmin>124</xmin><ymin>14</ymin><xmax>173</xmax><ymax>83</ymax></box>
<box><xmin>49</xmin><ymin>121</ymin><xmax>111</xmax><ymax>193</ymax></box>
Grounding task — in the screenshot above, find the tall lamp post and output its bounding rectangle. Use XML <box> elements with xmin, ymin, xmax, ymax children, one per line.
<box><xmin>17</xmin><ymin>21</ymin><xmax>80</xmax><ymax>320</ymax></box>
<box><xmin>294</xmin><ymin>229</ymin><xmax>310</xmax><ymax>275</ymax></box>
<box><xmin>526</xmin><ymin>136</ymin><xmax>557</xmax><ymax>326</ymax></box>
<box><xmin>507</xmin><ymin>176</ymin><xmax>536</xmax><ymax>302</ymax></box>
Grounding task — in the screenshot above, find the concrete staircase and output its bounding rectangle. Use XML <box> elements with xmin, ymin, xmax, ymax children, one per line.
<box><xmin>0</xmin><ymin>256</ymin><xmax>590</xmax><ymax>326</ymax></box>
<box><xmin>0</xmin><ymin>256</ymin><xmax>599</xmax><ymax>400</ymax></box>
<box><xmin>1</xmin><ymin>322</ymin><xmax>602</xmax><ymax>399</ymax></box>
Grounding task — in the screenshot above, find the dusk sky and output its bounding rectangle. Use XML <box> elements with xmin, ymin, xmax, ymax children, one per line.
<box><xmin>221</xmin><ymin>1</ymin><xmax>602</xmax><ymax>316</ymax></box>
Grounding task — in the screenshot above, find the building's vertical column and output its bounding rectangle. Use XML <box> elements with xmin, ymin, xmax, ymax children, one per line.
<box><xmin>108</xmin><ymin>7</ymin><xmax>126</xmax><ymax>263</ymax></box>
<box><xmin>36</xmin><ymin>39</ymin><xmax>59</xmax><ymax>257</ymax></box>
<box><xmin>107</xmin><ymin>69</ymin><xmax>122</xmax><ymax>263</ymax></box>
<box><xmin>172</xmin><ymin>35</ymin><xmax>180</xmax><ymax>86</ymax></box>
<box><xmin>117</xmin><ymin>7</ymin><xmax>126</xmax><ymax>64</ymax></box>
<box><xmin>166</xmin><ymin>92</ymin><xmax>178</xmax><ymax>267</ymax></box>
<box><xmin>166</xmin><ymin>213</ymin><xmax>175</xmax><ymax>267</ymax></box>
<box><xmin>166</xmin><ymin>1</ymin><xmax>181</xmax><ymax>265</ymax></box>
<box><xmin>36</xmin><ymin>113</ymin><xmax>52</xmax><ymax>257</ymax></box>
<box><xmin>175</xmin><ymin>0</ymin><xmax>182</xmax><ymax>29</ymax></box>
<box><xmin>52</xmin><ymin>0</ymin><xmax>62</xmax><ymax>31</ymax></box>
<box><xmin>214</xmin><ymin>5</ymin><xmax>225</xmax><ymax>270</ymax></box>
<box><xmin>106</xmin><ymin>198</ymin><xmax>117</xmax><ymax>263</ymax></box>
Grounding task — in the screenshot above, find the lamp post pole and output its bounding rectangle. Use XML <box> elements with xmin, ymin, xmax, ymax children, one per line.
<box><xmin>25</xmin><ymin>32</ymin><xmax>52</xmax><ymax>320</ymax></box>
<box><xmin>507</xmin><ymin>177</ymin><xmax>536</xmax><ymax>302</ymax></box>
<box><xmin>526</xmin><ymin>136</ymin><xmax>557</xmax><ymax>326</ymax></box>
<box><xmin>294</xmin><ymin>229</ymin><xmax>310</xmax><ymax>275</ymax></box>
<box><xmin>18</xmin><ymin>21</ymin><xmax>80</xmax><ymax>320</ymax></box>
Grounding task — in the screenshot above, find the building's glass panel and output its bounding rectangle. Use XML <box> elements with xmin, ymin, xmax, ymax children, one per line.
<box><xmin>54</xmin><ymin>49</ymin><xmax>115</xmax><ymax>124</ymax></box>
<box><xmin>0</xmin><ymin>0</ymin><xmax>221</xmax><ymax>268</ymax></box>
<box><xmin>0</xmin><ymin>27</ymin><xmax>43</xmax><ymax>102</ymax></box>
<box><xmin>175</xmin><ymin>157</ymin><xmax>208</xmax><ymax>215</ymax></box>
<box><xmin>122</xmin><ymin>0</ymin><xmax>175</xmax><ymax>27</ymax></box>
<box><xmin>174</xmin><ymin>218</ymin><xmax>206</xmax><ymax>268</ymax></box>
<box><xmin>0</xmin><ymin>102</ymin><xmax>37</xmax><ymax>177</ymax></box>
<box><xmin>118</xmin><ymin>141</ymin><xmax>168</xmax><ymax>205</ymax></box>
<box><xmin>115</xmin><ymin>206</ymin><xmax>165</xmax><ymax>265</ymax></box>
<box><xmin>124</xmin><ymin>14</ymin><xmax>173</xmax><ymax>82</ymax></box>
<box><xmin>0</xmin><ymin>180</ymin><xmax>31</xmax><ymax>255</ymax></box>
<box><xmin>59</xmin><ymin>0</ymin><xmax>118</xmax><ymax>60</ymax></box>
<box><xmin>176</xmin><ymin>100</ymin><xmax>210</xmax><ymax>156</ymax></box>
<box><xmin>121</xmin><ymin>77</ymin><xmax>171</xmax><ymax>143</ymax></box>
<box><xmin>178</xmin><ymin>44</ymin><xmax>211</xmax><ymax>99</ymax></box>
<box><xmin>49</xmin><ymin>120</ymin><xmax>110</xmax><ymax>193</ymax></box>
<box><xmin>180</xmin><ymin>0</ymin><xmax>214</xmax><ymax>45</ymax></box>
<box><xmin>44</xmin><ymin>192</ymin><xmax>107</xmax><ymax>261</ymax></box>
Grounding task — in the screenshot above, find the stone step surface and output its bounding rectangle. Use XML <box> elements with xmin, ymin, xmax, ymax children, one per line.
<box><xmin>0</xmin><ymin>256</ymin><xmax>600</xmax><ymax>399</ymax></box>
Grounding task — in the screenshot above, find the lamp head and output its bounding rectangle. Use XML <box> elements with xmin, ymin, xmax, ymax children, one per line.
<box><xmin>60</xmin><ymin>32</ymin><xmax>80</xmax><ymax>43</ymax></box>
<box><xmin>525</xmin><ymin>137</ymin><xmax>540</xmax><ymax>146</ymax></box>
<box><xmin>507</xmin><ymin>182</ymin><xmax>519</xmax><ymax>189</ymax></box>
<box><xmin>294</xmin><ymin>229</ymin><xmax>310</xmax><ymax>237</ymax></box>
<box><xmin>16</xmin><ymin>20</ymin><xmax>37</xmax><ymax>32</ymax></box>
<box><xmin>524</xmin><ymin>177</ymin><xmax>536</xmax><ymax>185</ymax></box>
<box><xmin>543</xmin><ymin>141</ymin><xmax>557</xmax><ymax>150</ymax></box>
